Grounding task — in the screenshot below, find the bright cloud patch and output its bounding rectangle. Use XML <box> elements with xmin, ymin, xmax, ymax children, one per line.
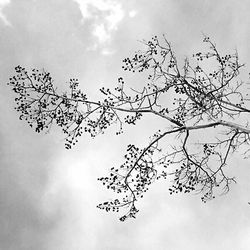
<box><xmin>92</xmin><ymin>23</ymin><xmax>110</xmax><ymax>44</ymax></box>
<box><xmin>128</xmin><ymin>10</ymin><xmax>137</xmax><ymax>18</ymax></box>
<box><xmin>73</xmin><ymin>0</ymin><xmax>124</xmax><ymax>47</ymax></box>
<box><xmin>0</xmin><ymin>0</ymin><xmax>11</xmax><ymax>26</ymax></box>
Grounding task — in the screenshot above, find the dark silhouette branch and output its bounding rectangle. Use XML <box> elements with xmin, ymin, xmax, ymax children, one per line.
<box><xmin>7</xmin><ymin>34</ymin><xmax>250</xmax><ymax>221</ymax></box>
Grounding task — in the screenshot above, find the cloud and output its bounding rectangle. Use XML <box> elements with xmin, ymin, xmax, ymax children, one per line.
<box><xmin>73</xmin><ymin>0</ymin><xmax>124</xmax><ymax>48</ymax></box>
<box><xmin>92</xmin><ymin>23</ymin><xmax>110</xmax><ymax>43</ymax></box>
<box><xmin>128</xmin><ymin>10</ymin><xmax>137</xmax><ymax>18</ymax></box>
<box><xmin>0</xmin><ymin>0</ymin><xmax>11</xmax><ymax>26</ymax></box>
<box><xmin>101</xmin><ymin>47</ymin><xmax>115</xmax><ymax>55</ymax></box>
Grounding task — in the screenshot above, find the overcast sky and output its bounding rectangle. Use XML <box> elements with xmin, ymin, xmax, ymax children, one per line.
<box><xmin>1</xmin><ymin>0</ymin><xmax>250</xmax><ymax>249</ymax></box>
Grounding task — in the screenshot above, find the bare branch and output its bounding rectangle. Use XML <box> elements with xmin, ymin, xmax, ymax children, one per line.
<box><xmin>8</xmin><ymin>35</ymin><xmax>250</xmax><ymax>221</ymax></box>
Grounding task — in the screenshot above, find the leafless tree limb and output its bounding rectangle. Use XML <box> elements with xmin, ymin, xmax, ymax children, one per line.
<box><xmin>7</xmin><ymin>35</ymin><xmax>250</xmax><ymax>221</ymax></box>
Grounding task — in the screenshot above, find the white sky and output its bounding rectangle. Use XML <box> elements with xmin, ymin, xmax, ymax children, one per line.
<box><xmin>1</xmin><ymin>0</ymin><xmax>250</xmax><ymax>249</ymax></box>
<box><xmin>0</xmin><ymin>0</ymin><xmax>11</xmax><ymax>25</ymax></box>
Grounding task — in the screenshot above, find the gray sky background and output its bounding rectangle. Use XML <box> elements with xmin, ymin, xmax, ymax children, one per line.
<box><xmin>1</xmin><ymin>0</ymin><xmax>250</xmax><ymax>249</ymax></box>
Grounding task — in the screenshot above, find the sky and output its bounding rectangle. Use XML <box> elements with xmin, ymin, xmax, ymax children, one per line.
<box><xmin>1</xmin><ymin>0</ymin><xmax>250</xmax><ymax>249</ymax></box>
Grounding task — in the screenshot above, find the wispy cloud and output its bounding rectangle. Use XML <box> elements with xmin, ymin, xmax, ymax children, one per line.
<box><xmin>73</xmin><ymin>0</ymin><xmax>124</xmax><ymax>51</ymax></box>
<box><xmin>0</xmin><ymin>0</ymin><xmax>11</xmax><ymax>26</ymax></box>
